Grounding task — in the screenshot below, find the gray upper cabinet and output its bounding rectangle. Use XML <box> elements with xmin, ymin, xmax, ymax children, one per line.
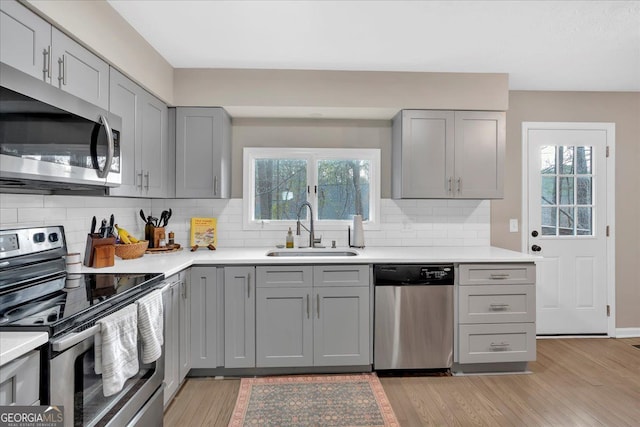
<box><xmin>109</xmin><ymin>69</ymin><xmax>170</xmax><ymax>198</ymax></box>
<box><xmin>1</xmin><ymin>1</ymin><xmax>109</xmax><ymax>109</ymax></box>
<box><xmin>51</xmin><ymin>28</ymin><xmax>109</xmax><ymax>110</ymax></box>
<box><xmin>392</xmin><ymin>110</ymin><xmax>505</xmax><ymax>199</ymax></box>
<box><xmin>224</xmin><ymin>266</ymin><xmax>255</xmax><ymax>368</ymax></box>
<box><xmin>175</xmin><ymin>107</ymin><xmax>231</xmax><ymax>198</ymax></box>
<box><xmin>0</xmin><ymin>0</ymin><xmax>51</xmax><ymax>83</ymax></box>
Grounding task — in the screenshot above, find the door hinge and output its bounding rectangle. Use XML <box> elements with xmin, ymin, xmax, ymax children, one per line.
<box><xmin>606</xmin><ymin>146</ymin><xmax>610</xmax><ymax>157</ymax></box>
<box><xmin>606</xmin><ymin>225</ymin><xmax>610</xmax><ymax>237</ymax></box>
<box><xmin>606</xmin><ymin>305</ymin><xmax>610</xmax><ymax>317</ymax></box>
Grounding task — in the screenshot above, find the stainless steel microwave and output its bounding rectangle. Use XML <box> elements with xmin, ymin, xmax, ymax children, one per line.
<box><xmin>0</xmin><ymin>63</ymin><xmax>121</xmax><ymax>191</ymax></box>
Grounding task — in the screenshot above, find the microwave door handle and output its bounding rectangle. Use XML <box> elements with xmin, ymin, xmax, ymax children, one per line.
<box><xmin>95</xmin><ymin>114</ymin><xmax>115</xmax><ymax>179</ymax></box>
<box><xmin>51</xmin><ymin>324</ymin><xmax>101</xmax><ymax>352</ymax></box>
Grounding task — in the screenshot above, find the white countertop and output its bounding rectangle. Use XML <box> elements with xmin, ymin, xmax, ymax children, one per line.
<box><xmin>0</xmin><ymin>331</ymin><xmax>48</xmax><ymax>366</ymax></box>
<box><xmin>82</xmin><ymin>246</ymin><xmax>538</xmax><ymax>277</ymax></box>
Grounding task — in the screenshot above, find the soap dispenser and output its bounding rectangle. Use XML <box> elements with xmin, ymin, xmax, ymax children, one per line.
<box><xmin>286</xmin><ymin>227</ymin><xmax>294</xmax><ymax>248</ymax></box>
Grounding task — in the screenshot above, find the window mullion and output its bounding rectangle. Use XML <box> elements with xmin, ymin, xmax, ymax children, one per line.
<box><xmin>309</xmin><ymin>154</ymin><xmax>318</xmax><ymax>220</ymax></box>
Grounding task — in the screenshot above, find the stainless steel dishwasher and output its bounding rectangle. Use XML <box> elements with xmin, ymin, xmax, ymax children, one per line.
<box><xmin>374</xmin><ymin>264</ymin><xmax>454</xmax><ymax>370</ymax></box>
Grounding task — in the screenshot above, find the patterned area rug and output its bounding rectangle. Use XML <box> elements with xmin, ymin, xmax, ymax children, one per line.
<box><xmin>228</xmin><ymin>373</ymin><xmax>399</xmax><ymax>427</ymax></box>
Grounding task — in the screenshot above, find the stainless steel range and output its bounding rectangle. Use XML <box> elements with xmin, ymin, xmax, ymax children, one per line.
<box><xmin>0</xmin><ymin>226</ymin><xmax>165</xmax><ymax>427</ymax></box>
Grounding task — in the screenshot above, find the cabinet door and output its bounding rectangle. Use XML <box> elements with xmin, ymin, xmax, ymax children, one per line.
<box><xmin>175</xmin><ymin>107</ymin><xmax>231</xmax><ymax>198</ymax></box>
<box><xmin>256</xmin><ymin>287</ymin><xmax>313</xmax><ymax>367</ymax></box>
<box><xmin>141</xmin><ymin>92</ymin><xmax>168</xmax><ymax>197</ymax></box>
<box><xmin>109</xmin><ymin>68</ymin><xmax>142</xmax><ymax>196</ymax></box>
<box><xmin>190</xmin><ymin>267</ymin><xmax>219</xmax><ymax>369</ymax></box>
<box><xmin>313</xmin><ymin>287</ymin><xmax>370</xmax><ymax>366</ymax></box>
<box><xmin>0</xmin><ymin>0</ymin><xmax>51</xmax><ymax>83</ymax></box>
<box><xmin>163</xmin><ymin>283</ymin><xmax>180</xmax><ymax>406</ymax></box>
<box><xmin>51</xmin><ymin>28</ymin><xmax>109</xmax><ymax>109</ymax></box>
<box><xmin>178</xmin><ymin>276</ymin><xmax>191</xmax><ymax>382</ymax></box>
<box><xmin>224</xmin><ymin>267</ymin><xmax>255</xmax><ymax>368</ymax></box>
<box><xmin>0</xmin><ymin>350</ymin><xmax>40</xmax><ymax>406</ymax></box>
<box><xmin>454</xmin><ymin>111</ymin><xmax>505</xmax><ymax>198</ymax></box>
<box><xmin>392</xmin><ymin>110</ymin><xmax>454</xmax><ymax>198</ymax></box>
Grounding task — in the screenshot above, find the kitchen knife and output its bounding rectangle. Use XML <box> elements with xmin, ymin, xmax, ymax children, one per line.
<box><xmin>90</xmin><ymin>216</ymin><xmax>97</xmax><ymax>235</ymax></box>
<box><xmin>108</xmin><ymin>214</ymin><xmax>115</xmax><ymax>237</ymax></box>
<box><xmin>99</xmin><ymin>218</ymin><xmax>107</xmax><ymax>238</ymax></box>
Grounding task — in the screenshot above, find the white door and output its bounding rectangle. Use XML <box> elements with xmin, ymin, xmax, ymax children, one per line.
<box><xmin>524</xmin><ymin>123</ymin><xmax>614</xmax><ymax>335</ymax></box>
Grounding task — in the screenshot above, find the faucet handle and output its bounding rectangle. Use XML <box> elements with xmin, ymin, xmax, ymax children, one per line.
<box><xmin>313</xmin><ymin>235</ymin><xmax>322</xmax><ymax>244</ymax></box>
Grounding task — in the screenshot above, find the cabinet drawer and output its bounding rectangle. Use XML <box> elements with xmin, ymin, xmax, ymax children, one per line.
<box><xmin>459</xmin><ymin>263</ymin><xmax>535</xmax><ymax>286</ymax></box>
<box><xmin>459</xmin><ymin>285</ymin><xmax>535</xmax><ymax>323</ymax></box>
<box><xmin>0</xmin><ymin>350</ymin><xmax>40</xmax><ymax>406</ymax></box>
<box><xmin>313</xmin><ymin>265</ymin><xmax>369</xmax><ymax>287</ymax></box>
<box><xmin>458</xmin><ymin>323</ymin><xmax>536</xmax><ymax>364</ymax></box>
<box><xmin>257</xmin><ymin>266</ymin><xmax>313</xmax><ymax>288</ymax></box>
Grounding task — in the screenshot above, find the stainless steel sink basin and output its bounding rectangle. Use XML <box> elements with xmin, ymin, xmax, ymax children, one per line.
<box><xmin>265</xmin><ymin>249</ymin><xmax>359</xmax><ymax>257</ymax></box>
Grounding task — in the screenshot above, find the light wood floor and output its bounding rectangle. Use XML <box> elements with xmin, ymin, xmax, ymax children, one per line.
<box><xmin>164</xmin><ymin>338</ymin><xmax>640</xmax><ymax>426</ymax></box>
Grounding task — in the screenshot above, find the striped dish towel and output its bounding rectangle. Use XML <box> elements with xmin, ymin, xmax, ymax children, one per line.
<box><xmin>94</xmin><ymin>304</ymin><xmax>139</xmax><ymax>397</ymax></box>
<box><xmin>136</xmin><ymin>289</ymin><xmax>164</xmax><ymax>364</ymax></box>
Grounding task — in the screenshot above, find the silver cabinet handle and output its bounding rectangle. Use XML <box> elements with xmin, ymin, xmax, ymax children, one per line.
<box><xmin>457</xmin><ymin>177</ymin><xmax>462</xmax><ymax>193</ymax></box>
<box><xmin>306</xmin><ymin>294</ymin><xmax>310</xmax><ymax>319</ymax></box>
<box><xmin>489</xmin><ymin>303</ymin><xmax>510</xmax><ymax>311</ymax></box>
<box><xmin>137</xmin><ymin>171</ymin><xmax>144</xmax><ymax>191</ymax></box>
<box><xmin>95</xmin><ymin>115</ymin><xmax>114</xmax><ymax>179</ymax></box>
<box><xmin>316</xmin><ymin>294</ymin><xmax>320</xmax><ymax>319</ymax></box>
<box><xmin>489</xmin><ymin>342</ymin><xmax>510</xmax><ymax>351</ymax></box>
<box><xmin>213</xmin><ymin>176</ymin><xmax>218</xmax><ymax>196</ymax></box>
<box><xmin>42</xmin><ymin>46</ymin><xmax>51</xmax><ymax>79</ymax></box>
<box><xmin>247</xmin><ymin>273</ymin><xmax>251</xmax><ymax>298</ymax></box>
<box><xmin>490</xmin><ymin>273</ymin><xmax>510</xmax><ymax>280</ymax></box>
<box><xmin>144</xmin><ymin>171</ymin><xmax>150</xmax><ymax>191</ymax></box>
<box><xmin>51</xmin><ymin>325</ymin><xmax>100</xmax><ymax>352</ymax></box>
<box><xmin>448</xmin><ymin>177</ymin><xmax>452</xmax><ymax>193</ymax></box>
<box><xmin>57</xmin><ymin>55</ymin><xmax>67</xmax><ymax>85</ymax></box>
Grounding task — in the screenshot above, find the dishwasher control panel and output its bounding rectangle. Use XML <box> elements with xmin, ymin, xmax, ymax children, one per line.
<box><xmin>374</xmin><ymin>264</ymin><xmax>454</xmax><ymax>286</ymax></box>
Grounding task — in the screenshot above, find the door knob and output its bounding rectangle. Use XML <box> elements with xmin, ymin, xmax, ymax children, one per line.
<box><xmin>531</xmin><ymin>245</ymin><xmax>542</xmax><ymax>252</ymax></box>
<box><xmin>531</xmin><ymin>230</ymin><xmax>539</xmax><ymax>237</ymax></box>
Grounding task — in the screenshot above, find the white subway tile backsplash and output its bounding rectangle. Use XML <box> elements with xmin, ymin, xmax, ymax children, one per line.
<box><xmin>0</xmin><ymin>195</ymin><xmax>490</xmax><ymax>250</ymax></box>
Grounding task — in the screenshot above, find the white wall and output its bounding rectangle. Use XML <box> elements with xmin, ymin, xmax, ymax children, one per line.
<box><xmin>0</xmin><ymin>194</ymin><xmax>489</xmax><ymax>255</ymax></box>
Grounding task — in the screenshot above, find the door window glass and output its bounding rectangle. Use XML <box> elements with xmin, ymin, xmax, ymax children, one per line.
<box><xmin>540</xmin><ymin>145</ymin><xmax>593</xmax><ymax>236</ymax></box>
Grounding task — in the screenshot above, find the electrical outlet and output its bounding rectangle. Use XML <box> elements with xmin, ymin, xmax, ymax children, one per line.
<box><xmin>509</xmin><ymin>219</ymin><xmax>519</xmax><ymax>232</ymax></box>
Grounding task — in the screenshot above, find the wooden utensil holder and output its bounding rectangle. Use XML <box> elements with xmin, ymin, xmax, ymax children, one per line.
<box><xmin>83</xmin><ymin>234</ymin><xmax>116</xmax><ymax>267</ymax></box>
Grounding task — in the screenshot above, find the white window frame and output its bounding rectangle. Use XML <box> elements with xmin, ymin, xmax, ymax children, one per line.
<box><xmin>243</xmin><ymin>147</ymin><xmax>380</xmax><ymax>231</ymax></box>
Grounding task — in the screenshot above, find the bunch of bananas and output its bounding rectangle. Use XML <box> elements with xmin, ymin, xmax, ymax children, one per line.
<box><xmin>115</xmin><ymin>224</ymin><xmax>139</xmax><ymax>244</ymax></box>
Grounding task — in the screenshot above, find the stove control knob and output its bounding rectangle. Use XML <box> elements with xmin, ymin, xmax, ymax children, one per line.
<box><xmin>48</xmin><ymin>233</ymin><xmax>59</xmax><ymax>242</ymax></box>
<box><xmin>33</xmin><ymin>232</ymin><xmax>45</xmax><ymax>243</ymax></box>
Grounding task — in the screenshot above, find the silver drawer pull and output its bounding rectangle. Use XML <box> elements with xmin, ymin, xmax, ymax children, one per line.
<box><xmin>489</xmin><ymin>273</ymin><xmax>510</xmax><ymax>279</ymax></box>
<box><xmin>489</xmin><ymin>303</ymin><xmax>510</xmax><ymax>311</ymax></box>
<box><xmin>489</xmin><ymin>342</ymin><xmax>510</xmax><ymax>351</ymax></box>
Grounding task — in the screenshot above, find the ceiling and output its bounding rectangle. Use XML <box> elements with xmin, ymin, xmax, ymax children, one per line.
<box><xmin>107</xmin><ymin>0</ymin><xmax>640</xmax><ymax>92</ymax></box>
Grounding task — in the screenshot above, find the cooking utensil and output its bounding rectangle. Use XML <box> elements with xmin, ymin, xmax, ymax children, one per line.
<box><xmin>108</xmin><ymin>214</ymin><xmax>115</xmax><ymax>237</ymax></box>
<box><xmin>90</xmin><ymin>216</ymin><xmax>97</xmax><ymax>235</ymax></box>
<box><xmin>161</xmin><ymin>208</ymin><xmax>172</xmax><ymax>227</ymax></box>
<box><xmin>139</xmin><ymin>209</ymin><xmax>147</xmax><ymax>224</ymax></box>
<box><xmin>99</xmin><ymin>218</ymin><xmax>108</xmax><ymax>238</ymax></box>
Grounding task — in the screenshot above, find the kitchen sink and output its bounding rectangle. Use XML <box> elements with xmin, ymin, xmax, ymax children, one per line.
<box><xmin>265</xmin><ymin>248</ymin><xmax>359</xmax><ymax>257</ymax></box>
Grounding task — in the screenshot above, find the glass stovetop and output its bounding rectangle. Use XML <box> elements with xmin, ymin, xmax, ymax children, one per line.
<box><xmin>0</xmin><ymin>273</ymin><xmax>163</xmax><ymax>335</ymax></box>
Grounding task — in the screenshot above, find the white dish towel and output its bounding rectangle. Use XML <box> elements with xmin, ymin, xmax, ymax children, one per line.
<box><xmin>136</xmin><ymin>289</ymin><xmax>164</xmax><ymax>364</ymax></box>
<box><xmin>94</xmin><ymin>304</ymin><xmax>139</xmax><ymax>397</ymax></box>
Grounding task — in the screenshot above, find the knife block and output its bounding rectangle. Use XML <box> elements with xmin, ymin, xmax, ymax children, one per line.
<box><xmin>83</xmin><ymin>234</ymin><xmax>116</xmax><ymax>267</ymax></box>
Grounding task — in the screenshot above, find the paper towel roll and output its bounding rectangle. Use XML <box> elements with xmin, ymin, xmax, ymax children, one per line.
<box><xmin>352</xmin><ymin>215</ymin><xmax>364</xmax><ymax>248</ymax></box>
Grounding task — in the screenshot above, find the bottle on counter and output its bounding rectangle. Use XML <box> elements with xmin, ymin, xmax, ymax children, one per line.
<box><xmin>286</xmin><ymin>227</ymin><xmax>294</xmax><ymax>248</ymax></box>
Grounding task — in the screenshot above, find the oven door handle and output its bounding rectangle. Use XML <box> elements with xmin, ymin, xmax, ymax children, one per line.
<box><xmin>51</xmin><ymin>325</ymin><xmax>100</xmax><ymax>352</ymax></box>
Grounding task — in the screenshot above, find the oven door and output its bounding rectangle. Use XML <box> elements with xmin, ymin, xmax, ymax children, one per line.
<box><xmin>49</xmin><ymin>326</ymin><xmax>163</xmax><ymax>427</ymax></box>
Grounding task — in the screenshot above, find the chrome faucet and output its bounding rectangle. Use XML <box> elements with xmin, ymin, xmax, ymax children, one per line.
<box><xmin>296</xmin><ymin>201</ymin><xmax>320</xmax><ymax>248</ymax></box>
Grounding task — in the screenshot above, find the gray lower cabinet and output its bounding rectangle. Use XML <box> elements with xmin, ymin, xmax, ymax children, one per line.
<box><xmin>190</xmin><ymin>267</ymin><xmax>219</xmax><ymax>369</ymax></box>
<box><xmin>1</xmin><ymin>0</ymin><xmax>109</xmax><ymax>109</ymax></box>
<box><xmin>392</xmin><ymin>110</ymin><xmax>505</xmax><ymax>199</ymax></box>
<box><xmin>456</xmin><ymin>263</ymin><xmax>536</xmax><ymax>369</ymax></box>
<box><xmin>109</xmin><ymin>69</ymin><xmax>170</xmax><ymax>198</ymax></box>
<box><xmin>224</xmin><ymin>266</ymin><xmax>256</xmax><ymax>368</ymax></box>
<box><xmin>175</xmin><ymin>107</ymin><xmax>231</xmax><ymax>198</ymax></box>
<box><xmin>0</xmin><ymin>350</ymin><xmax>40</xmax><ymax>406</ymax></box>
<box><xmin>162</xmin><ymin>271</ymin><xmax>189</xmax><ymax>407</ymax></box>
<box><xmin>255</xmin><ymin>265</ymin><xmax>370</xmax><ymax>368</ymax></box>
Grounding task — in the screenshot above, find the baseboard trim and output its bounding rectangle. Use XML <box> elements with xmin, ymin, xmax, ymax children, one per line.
<box><xmin>615</xmin><ymin>327</ymin><xmax>640</xmax><ymax>338</ymax></box>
